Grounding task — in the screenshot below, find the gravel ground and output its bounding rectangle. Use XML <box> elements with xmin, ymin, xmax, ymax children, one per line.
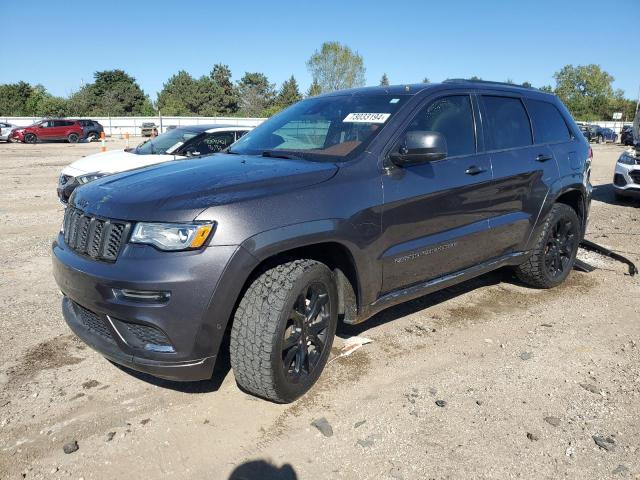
<box><xmin>0</xmin><ymin>140</ymin><xmax>638</xmax><ymax>480</ymax></box>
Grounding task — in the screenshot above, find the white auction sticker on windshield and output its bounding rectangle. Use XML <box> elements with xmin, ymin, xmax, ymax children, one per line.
<box><xmin>343</xmin><ymin>113</ymin><xmax>391</xmax><ymax>123</ymax></box>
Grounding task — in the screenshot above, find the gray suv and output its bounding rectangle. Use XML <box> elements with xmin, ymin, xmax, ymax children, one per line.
<box><xmin>53</xmin><ymin>80</ymin><xmax>591</xmax><ymax>402</ymax></box>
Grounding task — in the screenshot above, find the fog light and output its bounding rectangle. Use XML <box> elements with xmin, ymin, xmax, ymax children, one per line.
<box><xmin>114</xmin><ymin>289</ymin><xmax>170</xmax><ymax>303</ymax></box>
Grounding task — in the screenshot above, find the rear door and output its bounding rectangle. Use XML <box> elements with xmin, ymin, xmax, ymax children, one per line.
<box><xmin>380</xmin><ymin>92</ymin><xmax>495</xmax><ymax>293</ymax></box>
<box><xmin>479</xmin><ymin>93</ymin><xmax>559</xmax><ymax>256</ymax></box>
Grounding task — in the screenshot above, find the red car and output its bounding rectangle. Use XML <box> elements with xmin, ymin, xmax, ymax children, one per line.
<box><xmin>10</xmin><ymin>119</ymin><xmax>84</xmax><ymax>144</ymax></box>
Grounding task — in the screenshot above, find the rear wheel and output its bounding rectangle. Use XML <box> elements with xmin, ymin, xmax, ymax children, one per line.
<box><xmin>516</xmin><ymin>203</ymin><xmax>580</xmax><ymax>289</ymax></box>
<box><xmin>24</xmin><ymin>133</ymin><xmax>37</xmax><ymax>144</ymax></box>
<box><xmin>596</xmin><ymin>135</ymin><xmax>603</xmax><ymax>144</ymax></box>
<box><xmin>230</xmin><ymin>259</ymin><xmax>338</xmax><ymax>403</ymax></box>
<box><xmin>87</xmin><ymin>132</ymin><xmax>99</xmax><ymax>142</ymax></box>
<box><xmin>67</xmin><ymin>133</ymin><xmax>79</xmax><ymax>143</ymax></box>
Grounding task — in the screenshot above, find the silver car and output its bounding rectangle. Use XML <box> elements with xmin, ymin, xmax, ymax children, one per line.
<box><xmin>0</xmin><ymin>122</ymin><xmax>15</xmax><ymax>142</ymax></box>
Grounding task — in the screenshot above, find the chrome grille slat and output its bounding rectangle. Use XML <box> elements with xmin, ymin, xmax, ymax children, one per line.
<box><xmin>63</xmin><ymin>207</ymin><xmax>129</xmax><ymax>262</ymax></box>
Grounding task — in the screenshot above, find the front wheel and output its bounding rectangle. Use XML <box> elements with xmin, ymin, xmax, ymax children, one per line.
<box><xmin>230</xmin><ymin>259</ymin><xmax>338</xmax><ymax>403</ymax></box>
<box><xmin>515</xmin><ymin>203</ymin><xmax>580</xmax><ymax>289</ymax></box>
<box><xmin>596</xmin><ymin>135</ymin><xmax>603</xmax><ymax>144</ymax></box>
<box><xmin>24</xmin><ymin>133</ymin><xmax>37</xmax><ymax>144</ymax></box>
<box><xmin>67</xmin><ymin>133</ymin><xmax>79</xmax><ymax>143</ymax></box>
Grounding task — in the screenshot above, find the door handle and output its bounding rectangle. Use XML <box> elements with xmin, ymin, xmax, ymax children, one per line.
<box><xmin>536</xmin><ymin>154</ymin><xmax>553</xmax><ymax>162</ymax></box>
<box><xmin>465</xmin><ymin>165</ymin><xmax>486</xmax><ymax>175</ymax></box>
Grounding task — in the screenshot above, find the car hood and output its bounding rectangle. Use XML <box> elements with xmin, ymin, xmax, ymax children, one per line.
<box><xmin>71</xmin><ymin>153</ymin><xmax>339</xmax><ymax>222</ymax></box>
<box><xmin>61</xmin><ymin>149</ymin><xmax>179</xmax><ymax>177</ymax></box>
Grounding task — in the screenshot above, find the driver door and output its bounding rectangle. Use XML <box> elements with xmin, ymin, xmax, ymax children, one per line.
<box><xmin>380</xmin><ymin>93</ymin><xmax>495</xmax><ymax>293</ymax></box>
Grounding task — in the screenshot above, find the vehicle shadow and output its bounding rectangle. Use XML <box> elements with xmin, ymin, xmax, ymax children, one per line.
<box><xmin>111</xmin><ymin>337</ymin><xmax>232</xmax><ymax>394</ymax></box>
<box><xmin>338</xmin><ymin>268</ymin><xmax>509</xmax><ymax>337</ymax></box>
<box><xmin>592</xmin><ymin>183</ymin><xmax>639</xmax><ymax>207</ymax></box>
<box><xmin>228</xmin><ymin>460</ymin><xmax>297</xmax><ymax>480</ymax></box>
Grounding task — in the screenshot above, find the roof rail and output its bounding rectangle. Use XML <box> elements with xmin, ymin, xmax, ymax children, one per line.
<box><xmin>443</xmin><ymin>79</ymin><xmax>538</xmax><ymax>90</ymax></box>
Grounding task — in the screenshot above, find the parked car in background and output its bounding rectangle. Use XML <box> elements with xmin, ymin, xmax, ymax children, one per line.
<box><xmin>76</xmin><ymin>119</ymin><xmax>104</xmax><ymax>141</ymax></box>
<box><xmin>578</xmin><ymin>124</ymin><xmax>597</xmax><ymax>142</ymax></box>
<box><xmin>621</xmin><ymin>125</ymin><xmax>635</xmax><ymax>146</ymax></box>
<box><xmin>9</xmin><ymin>119</ymin><xmax>84</xmax><ymax>144</ymax></box>
<box><xmin>57</xmin><ymin>124</ymin><xmax>252</xmax><ymax>202</ymax></box>
<box><xmin>598</xmin><ymin>127</ymin><xmax>617</xmax><ymax>143</ymax></box>
<box><xmin>140</xmin><ymin>122</ymin><xmax>158</xmax><ymax>137</ymax></box>
<box><xmin>613</xmin><ymin>146</ymin><xmax>640</xmax><ymax>199</ymax></box>
<box><xmin>0</xmin><ymin>122</ymin><xmax>15</xmax><ymax>142</ymax></box>
<box><xmin>53</xmin><ymin>81</ymin><xmax>591</xmax><ymax>403</ymax></box>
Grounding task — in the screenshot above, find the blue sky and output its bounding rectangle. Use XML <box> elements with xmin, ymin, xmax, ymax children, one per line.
<box><xmin>3</xmin><ymin>0</ymin><xmax>637</xmax><ymax>100</ymax></box>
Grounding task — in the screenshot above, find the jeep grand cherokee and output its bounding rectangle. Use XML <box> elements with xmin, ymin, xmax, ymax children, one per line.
<box><xmin>53</xmin><ymin>80</ymin><xmax>591</xmax><ymax>403</ymax></box>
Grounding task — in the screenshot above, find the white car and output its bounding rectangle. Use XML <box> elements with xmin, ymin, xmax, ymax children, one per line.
<box><xmin>0</xmin><ymin>122</ymin><xmax>16</xmax><ymax>142</ymax></box>
<box><xmin>613</xmin><ymin>147</ymin><xmax>640</xmax><ymax>199</ymax></box>
<box><xmin>57</xmin><ymin>124</ymin><xmax>252</xmax><ymax>203</ymax></box>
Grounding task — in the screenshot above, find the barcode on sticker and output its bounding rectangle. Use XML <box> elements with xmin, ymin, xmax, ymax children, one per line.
<box><xmin>343</xmin><ymin>113</ymin><xmax>391</xmax><ymax>123</ymax></box>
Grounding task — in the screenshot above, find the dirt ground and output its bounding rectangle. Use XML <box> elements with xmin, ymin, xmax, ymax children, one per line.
<box><xmin>0</xmin><ymin>139</ymin><xmax>639</xmax><ymax>480</ymax></box>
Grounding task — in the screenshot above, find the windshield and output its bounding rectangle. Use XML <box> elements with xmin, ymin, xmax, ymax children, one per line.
<box><xmin>134</xmin><ymin>128</ymin><xmax>201</xmax><ymax>155</ymax></box>
<box><xmin>229</xmin><ymin>94</ymin><xmax>409</xmax><ymax>160</ymax></box>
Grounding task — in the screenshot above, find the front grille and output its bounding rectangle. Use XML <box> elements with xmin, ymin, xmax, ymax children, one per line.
<box><xmin>63</xmin><ymin>207</ymin><xmax>130</xmax><ymax>262</ymax></box>
<box><xmin>75</xmin><ymin>303</ymin><xmax>116</xmax><ymax>345</ymax></box>
<box><xmin>629</xmin><ymin>171</ymin><xmax>640</xmax><ymax>185</ymax></box>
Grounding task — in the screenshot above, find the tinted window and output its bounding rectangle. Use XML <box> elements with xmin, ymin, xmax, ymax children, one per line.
<box><xmin>482</xmin><ymin>96</ymin><xmax>532</xmax><ymax>150</ymax></box>
<box><xmin>186</xmin><ymin>131</ymin><xmax>235</xmax><ymax>155</ymax></box>
<box><xmin>407</xmin><ymin>95</ymin><xmax>476</xmax><ymax>157</ymax></box>
<box><xmin>525</xmin><ymin>99</ymin><xmax>571</xmax><ymax>144</ymax></box>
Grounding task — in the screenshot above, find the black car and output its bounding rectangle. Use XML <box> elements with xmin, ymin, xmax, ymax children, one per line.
<box><xmin>621</xmin><ymin>126</ymin><xmax>635</xmax><ymax>146</ymax></box>
<box><xmin>76</xmin><ymin>119</ymin><xmax>104</xmax><ymax>141</ymax></box>
<box><xmin>53</xmin><ymin>80</ymin><xmax>591</xmax><ymax>403</ymax></box>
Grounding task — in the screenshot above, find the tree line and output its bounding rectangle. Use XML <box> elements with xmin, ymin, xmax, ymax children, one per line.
<box><xmin>0</xmin><ymin>41</ymin><xmax>635</xmax><ymax>122</ymax></box>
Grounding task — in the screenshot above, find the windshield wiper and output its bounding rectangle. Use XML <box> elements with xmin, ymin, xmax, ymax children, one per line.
<box><xmin>261</xmin><ymin>150</ymin><xmax>301</xmax><ymax>160</ymax></box>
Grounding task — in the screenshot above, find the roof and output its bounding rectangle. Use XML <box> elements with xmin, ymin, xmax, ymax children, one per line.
<box><xmin>318</xmin><ymin>80</ymin><xmax>550</xmax><ymax>98</ymax></box>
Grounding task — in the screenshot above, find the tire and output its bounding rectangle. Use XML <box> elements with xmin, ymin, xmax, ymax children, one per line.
<box><xmin>230</xmin><ymin>259</ymin><xmax>338</xmax><ymax>403</ymax></box>
<box><xmin>67</xmin><ymin>133</ymin><xmax>79</xmax><ymax>143</ymax></box>
<box><xmin>596</xmin><ymin>135</ymin><xmax>602</xmax><ymax>144</ymax></box>
<box><xmin>87</xmin><ymin>132</ymin><xmax>99</xmax><ymax>142</ymax></box>
<box><xmin>24</xmin><ymin>133</ymin><xmax>37</xmax><ymax>144</ymax></box>
<box><xmin>515</xmin><ymin>203</ymin><xmax>580</xmax><ymax>289</ymax></box>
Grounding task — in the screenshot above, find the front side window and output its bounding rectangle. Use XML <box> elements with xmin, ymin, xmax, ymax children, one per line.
<box><xmin>184</xmin><ymin>131</ymin><xmax>236</xmax><ymax>155</ymax></box>
<box><xmin>229</xmin><ymin>94</ymin><xmax>409</xmax><ymax>161</ymax></box>
<box><xmin>525</xmin><ymin>99</ymin><xmax>571</xmax><ymax>144</ymax></box>
<box><xmin>482</xmin><ymin>96</ymin><xmax>532</xmax><ymax>150</ymax></box>
<box><xmin>406</xmin><ymin>95</ymin><xmax>476</xmax><ymax>157</ymax></box>
<box><xmin>135</xmin><ymin>128</ymin><xmax>201</xmax><ymax>155</ymax></box>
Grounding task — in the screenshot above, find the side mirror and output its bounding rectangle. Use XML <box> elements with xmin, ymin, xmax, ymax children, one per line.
<box><xmin>389</xmin><ymin>131</ymin><xmax>447</xmax><ymax>167</ymax></box>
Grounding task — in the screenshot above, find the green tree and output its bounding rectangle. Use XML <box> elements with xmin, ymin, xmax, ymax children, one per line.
<box><xmin>306</xmin><ymin>80</ymin><xmax>322</xmax><ymax>97</ymax></box>
<box><xmin>276</xmin><ymin>75</ymin><xmax>302</xmax><ymax>108</ymax></box>
<box><xmin>156</xmin><ymin>70</ymin><xmax>197</xmax><ymax>115</ymax></box>
<box><xmin>539</xmin><ymin>85</ymin><xmax>554</xmax><ymax>93</ymax></box>
<box><xmin>77</xmin><ymin>69</ymin><xmax>150</xmax><ymax>115</ymax></box>
<box><xmin>0</xmin><ymin>81</ymin><xmax>34</xmax><ymax>116</ymax></box>
<box><xmin>208</xmin><ymin>64</ymin><xmax>238</xmax><ymax>115</ymax></box>
<box><xmin>469</xmin><ymin>76</ymin><xmax>482</xmax><ymax>81</ymax></box>
<box><xmin>237</xmin><ymin>72</ymin><xmax>276</xmax><ymax>117</ymax></box>
<box><xmin>421</xmin><ymin>77</ymin><xmax>431</xmax><ymax>84</ymax></box>
<box><xmin>306</xmin><ymin>41</ymin><xmax>366</xmax><ymax>93</ymax></box>
<box><xmin>522</xmin><ymin>81</ymin><xmax>532</xmax><ymax>88</ymax></box>
<box><xmin>553</xmin><ymin>64</ymin><xmax>615</xmax><ymax>120</ymax></box>
<box><xmin>37</xmin><ymin>95</ymin><xmax>70</xmax><ymax>117</ymax></box>
<box><xmin>380</xmin><ymin>73</ymin><xmax>390</xmax><ymax>86</ymax></box>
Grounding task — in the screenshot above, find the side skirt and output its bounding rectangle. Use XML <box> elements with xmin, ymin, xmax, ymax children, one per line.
<box><xmin>346</xmin><ymin>251</ymin><xmax>527</xmax><ymax>325</ymax></box>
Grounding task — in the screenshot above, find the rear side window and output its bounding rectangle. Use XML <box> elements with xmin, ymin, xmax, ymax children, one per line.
<box><xmin>407</xmin><ymin>95</ymin><xmax>476</xmax><ymax>157</ymax></box>
<box><xmin>525</xmin><ymin>99</ymin><xmax>571</xmax><ymax>144</ymax></box>
<box><xmin>482</xmin><ymin>96</ymin><xmax>532</xmax><ymax>150</ymax></box>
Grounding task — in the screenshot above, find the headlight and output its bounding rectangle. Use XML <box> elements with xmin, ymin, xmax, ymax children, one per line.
<box><xmin>130</xmin><ymin>222</ymin><xmax>214</xmax><ymax>251</ymax></box>
<box><xmin>617</xmin><ymin>153</ymin><xmax>637</xmax><ymax>165</ymax></box>
<box><xmin>77</xmin><ymin>172</ymin><xmax>107</xmax><ymax>184</ymax></box>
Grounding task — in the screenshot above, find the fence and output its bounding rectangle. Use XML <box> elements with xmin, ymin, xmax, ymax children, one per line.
<box><xmin>1</xmin><ymin>116</ymin><xmax>634</xmax><ymax>137</ymax></box>
<box><xmin>1</xmin><ymin>116</ymin><xmax>267</xmax><ymax>137</ymax></box>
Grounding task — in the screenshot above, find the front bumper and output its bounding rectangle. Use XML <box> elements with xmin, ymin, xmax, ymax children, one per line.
<box><xmin>53</xmin><ymin>233</ymin><xmax>258</xmax><ymax>381</ymax></box>
<box><xmin>9</xmin><ymin>131</ymin><xmax>24</xmax><ymax>142</ymax></box>
<box><xmin>613</xmin><ymin>162</ymin><xmax>640</xmax><ymax>197</ymax></box>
